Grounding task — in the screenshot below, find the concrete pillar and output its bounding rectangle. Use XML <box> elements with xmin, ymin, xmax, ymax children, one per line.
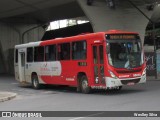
<box><xmin>77</xmin><ymin>0</ymin><xmax>154</xmax><ymax>44</ymax></box>
<box><xmin>0</xmin><ymin>40</ymin><xmax>6</xmax><ymax>73</ymax></box>
<box><xmin>0</xmin><ymin>22</ymin><xmax>45</xmax><ymax>74</ymax></box>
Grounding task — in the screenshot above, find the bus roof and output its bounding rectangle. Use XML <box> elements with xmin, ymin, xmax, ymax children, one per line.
<box><xmin>15</xmin><ymin>41</ymin><xmax>41</xmax><ymax>49</ymax></box>
<box><xmin>15</xmin><ymin>30</ymin><xmax>139</xmax><ymax>48</ymax></box>
<box><xmin>42</xmin><ymin>30</ymin><xmax>138</xmax><ymax>46</ymax></box>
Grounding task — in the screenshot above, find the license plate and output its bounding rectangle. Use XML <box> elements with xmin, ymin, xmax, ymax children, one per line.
<box><xmin>127</xmin><ymin>82</ymin><xmax>135</xmax><ymax>86</ymax></box>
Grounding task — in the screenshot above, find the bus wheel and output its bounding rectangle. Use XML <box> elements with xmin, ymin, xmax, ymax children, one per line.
<box><xmin>32</xmin><ymin>75</ymin><xmax>41</xmax><ymax>89</ymax></box>
<box><xmin>114</xmin><ymin>86</ymin><xmax>122</xmax><ymax>91</ymax></box>
<box><xmin>80</xmin><ymin>75</ymin><xmax>91</xmax><ymax>94</ymax></box>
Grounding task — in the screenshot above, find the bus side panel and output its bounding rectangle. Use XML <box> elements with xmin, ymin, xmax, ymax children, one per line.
<box><xmin>39</xmin><ymin>61</ymin><xmax>92</xmax><ymax>87</ymax></box>
<box><xmin>25</xmin><ymin>62</ymin><xmax>33</xmax><ymax>83</ymax></box>
<box><xmin>39</xmin><ymin>61</ymin><xmax>78</xmax><ymax>86</ymax></box>
<box><xmin>25</xmin><ymin>62</ymin><xmax>47</xmax><ymax>84</ymax></box>
<box><xmin>39</xmin><ymin>61</ymin><xmax>63</xmax><ymax>85</ymax></box>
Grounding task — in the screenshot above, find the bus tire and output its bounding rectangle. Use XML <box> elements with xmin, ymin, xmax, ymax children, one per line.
<box><xmin>80</xmin><ymin>75</ymin><xmax>91</xmax><ymax>94</ymax></box>
<box><xmin>32</xmin><ymin>74</ymin><xmax>41</xmax><ymax>89</ymax></box>
<box><xmin>114</xmin><ymin>86</ymin><xmax>122</xmax><ymax>91</ymax></box>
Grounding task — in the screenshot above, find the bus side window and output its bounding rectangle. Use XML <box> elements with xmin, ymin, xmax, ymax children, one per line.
<box><xmin>72</xmin><ymin>41</ymin><xmax>86</xmax><ymax>60</ymax></box>
<box><xmin>99</xmin><ymin>45</ymin><xmax>104</xmax><ymax>64</ymax></box>
<box><xmin>27</xmin><ymin>47</ymin><xmax>33</xmax><ymax>62</ymax></box>
<box><xmin>58</xmin><ymin>43</ymin><xmax>70</xmax><ymax>60</ymax></box>
<box><xmin>93</xmin><ymin>46</ymin><xmax>98</xmax><ymax>64</ymax></box>
<box><xmin>45</xmin><ymin>45</ymin><xmax>56</xmax><ymax>61</ymax></box>
<box><xmin>34</xmin><ymin>46</ymin><xmax>44</xmax><ymax>62</ymax></box>
<box><xmin>15</xmin><ymin>49</ymin><xmax>18</xmax><ymax>63</ymax></box>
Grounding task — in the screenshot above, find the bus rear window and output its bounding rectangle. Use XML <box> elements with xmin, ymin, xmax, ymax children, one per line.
<box><xmin>15</xmin><ymin>49</ymin><xmax>18</xmax><ymax>63</ymax></box>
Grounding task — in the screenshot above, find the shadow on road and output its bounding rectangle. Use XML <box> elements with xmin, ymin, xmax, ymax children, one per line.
<box><xmin>92</xmin><ymin>89</ymin><xmax>146</xmax><ymax>96</ymax></box>
<box><xmin>18</xmin><ymin>84</ymin><xmax>147</xmax><ymax>96</ymax></box>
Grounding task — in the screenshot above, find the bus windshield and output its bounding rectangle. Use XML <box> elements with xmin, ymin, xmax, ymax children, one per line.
<box><xmin>107</xmin><ymin>38</ymin><xmax>143</xmax><ymax>69</ymax></box>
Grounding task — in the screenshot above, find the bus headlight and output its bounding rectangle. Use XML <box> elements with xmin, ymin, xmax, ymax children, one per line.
<box><xmin>142</xmin><ymin>68</ymin><xmax>146</xmax><ymax>76</ymax></box>
<box><xmin>108</xmin><ymin>70</ymin><xmax>117</xmax><ymax>79</ymax></box>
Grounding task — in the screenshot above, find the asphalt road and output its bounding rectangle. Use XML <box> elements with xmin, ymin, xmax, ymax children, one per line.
<box><xmin>0</xmin><ymin>75</ymin><xmax>160</xmax><ymax>120</ymax></box>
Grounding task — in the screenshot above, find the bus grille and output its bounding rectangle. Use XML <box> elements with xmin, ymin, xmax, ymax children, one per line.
<box><xmin>120</xmin><ymin>78</ymin><xmax>140</xmax><ymax>85</ymax></box>
<box><xmin>116</xmin><ymin>69</ymin><xmax>142</xmax><ymax>74</ymax></box>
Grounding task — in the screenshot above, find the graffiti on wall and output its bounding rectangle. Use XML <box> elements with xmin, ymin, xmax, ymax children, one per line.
<box><xmin>145</xmin><ymin>52</ymin><xmax>156</xmax><ymax>76</ymax></box>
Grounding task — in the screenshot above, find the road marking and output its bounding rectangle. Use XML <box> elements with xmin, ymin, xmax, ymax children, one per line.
<box><xmin>11</xmin><ymin>83</ymin><xmax>19</xmax><ymax>85</ymax></box>
<box><xmin>69</xmin><ymin>117</ymin><xmax>85</xmax><ymax>120</ymax></box>
<box><xmin>68</xmin><ymin>112</ymin><xmax>104</xmax><ymax>120</ymax></box>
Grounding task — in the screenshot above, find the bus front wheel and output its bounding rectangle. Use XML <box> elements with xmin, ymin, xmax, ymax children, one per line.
<box><xmin>32</xmin><ymin>75</ymin><xmax>41</xmax><ymax>89</ymax></box>
<box><xmin>80</xmin><ymin>75</ymin><xmax>91</xmax><ymax>94</ymax></box>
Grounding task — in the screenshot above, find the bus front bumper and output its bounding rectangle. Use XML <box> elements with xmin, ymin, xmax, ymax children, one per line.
<box><xmin>105</xmin><ymin>75</ymin><xmax>146</xmax><ymax>88</ymax></box>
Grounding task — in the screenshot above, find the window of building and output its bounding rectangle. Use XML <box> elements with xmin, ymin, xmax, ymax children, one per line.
<box><xmin>72</xmin><ymin>41</ymin><xmax>87</xmax><ymax>60</ymax></box>
<box><xmin>58</xmin><ymin>43</ymin><xmax>70</xmax><ymax>60</ymax></box>
<box><xmin>27</xmin><ymin>47</ymin><xmax>33</xmax><ymax>62</ymax></box>
<box><xmin>45</xmin><ymin>45</ymin><xmax>56</xmax><ymax>61</ymax></box>
<box><xmin>34</xmin><ymin>46</ymin><xmax>44</xmax><ymax>62</ymax></box>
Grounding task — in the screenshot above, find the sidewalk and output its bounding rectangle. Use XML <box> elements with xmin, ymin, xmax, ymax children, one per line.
<box><xmin>0</xmin><ymin>92</ymin><xmax>17</xmax><ymax>102</ymax></box>
<box><xmin>147</xmin><ymin>76</ymin><xmax>160</xmax><ymax>81</ymax></box>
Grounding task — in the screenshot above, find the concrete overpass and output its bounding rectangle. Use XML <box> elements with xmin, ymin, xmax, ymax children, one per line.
<box><xmin>0</xmin><ymin>0</ymin><xmax>160</xmax><ymax>74</ymax></box>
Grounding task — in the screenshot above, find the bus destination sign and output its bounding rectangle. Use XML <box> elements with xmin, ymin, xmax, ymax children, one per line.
<box><xmin>107</xmin><ymin>34</ymin><xmax>137</xmax><ymax>40</ymax></box>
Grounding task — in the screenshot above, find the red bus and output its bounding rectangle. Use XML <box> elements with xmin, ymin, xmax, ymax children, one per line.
<box><xmin>14</xmin><ymin>30</ymin><xmax>146</xmax><ymax>93</ymax></box>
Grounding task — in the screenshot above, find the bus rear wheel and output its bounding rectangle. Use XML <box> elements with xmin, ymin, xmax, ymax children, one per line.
<box><xmin>32</xmin><ymin>74</ymin><xmax>41</xmax><ymax>89</ymax></box>
<box><xmin>80</xmin><ymin>75</ymin><xmax>91</xmax><ymax>94</ymax></box>
<box><xmin>114</xmin><ymin>86</ymin><xmax>122</xmax><ymax>91</ymax></box>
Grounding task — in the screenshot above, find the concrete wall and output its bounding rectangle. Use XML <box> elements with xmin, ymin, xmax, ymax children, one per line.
<box><xmin>77</xmin><ymin>0</ymin><xmax>154</xmax><ymax>44</ymax></box>
<box><xmin>0</xmin><ymin>22</ymin><xmax>45</xmax><ymax>74</ymax></box>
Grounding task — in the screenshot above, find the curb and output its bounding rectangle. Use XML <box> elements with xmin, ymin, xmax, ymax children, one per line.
<box><xmin>0</xmin><ymin>92</ymin><xmax>17</xmax><ymax>102</ymax></box>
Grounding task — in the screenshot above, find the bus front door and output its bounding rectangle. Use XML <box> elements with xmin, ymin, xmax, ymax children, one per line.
<box><xmin>92</xmin><ymin>45</ymin><xmax>105</xmax><ymax>85</ymax></box>
<box><xmin>18</xmin><ymin>52</ymin><xmax>26</xmax><ymax>83</ymax></box>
